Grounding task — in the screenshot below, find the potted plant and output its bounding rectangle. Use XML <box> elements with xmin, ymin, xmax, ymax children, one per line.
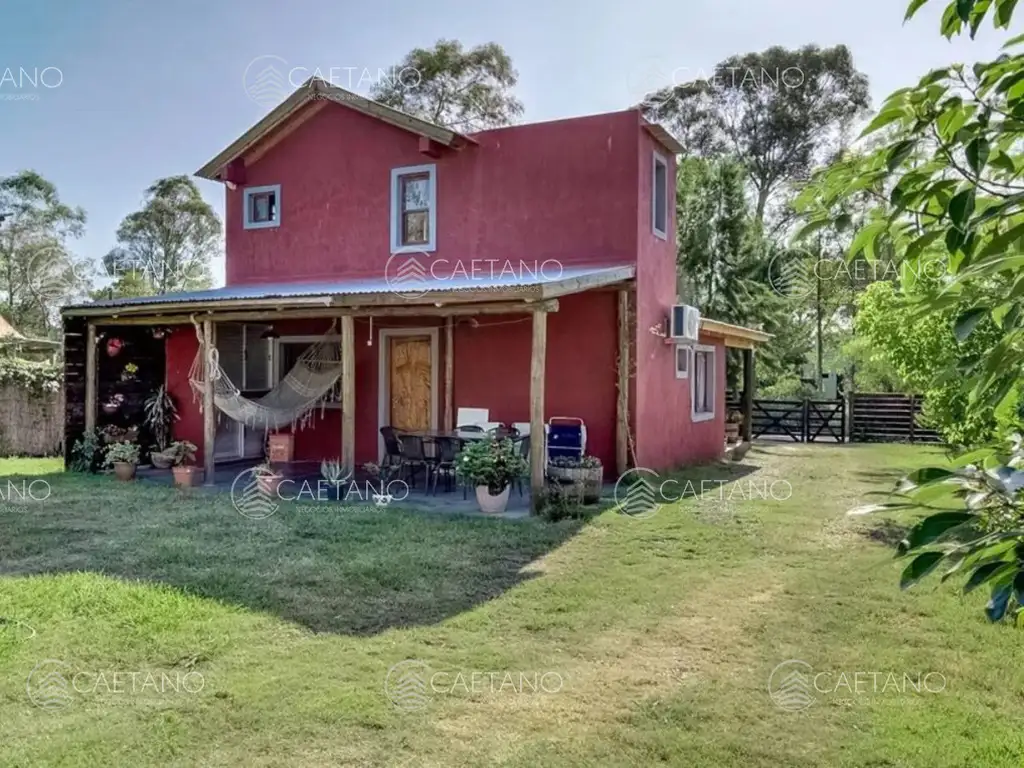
<box><xmin>167</xmin><ymin>440</ymin><xmax>200</xmax><ymax>487</ymax></box>
<box><xmin>101</xmin><ymin>393</ymin><xmax>125</xmax><ymax>415</ymax></box>
<box><xmin>456</xmin><ymin>438</ymin><xmax>528</xmax><ymax>515</ymax></box>
<box><xmin>145</xmin><ymin>386</ymin><xmax>179</xmax><ymax>463</ymax></box>
<box><xmin>547</xmin><ymin>455</ymin><xmax>604</xmax><ymax>504</ymax></box>
<box><xmin>121</xmin><ymin>362</ymin><xmax>139</xmax><ymax>382</ymax></box>
<box><xmin>253</xmin><ymin>462</ymin><xmax>285</xmax><ymax>497</ymax></box>
<box><xmin>105</xmin><ymin>441</ymin><xmax>140</xmax><ymax>481</ymax></box>
<box><xmin>320</xmin><ymin>458</ymin><xmax>347</xmax><ymax>500</ymax></box>
<box><xmin>99</xmin><ymin>424</ymin><xmax>139</xmax><ymax>445</ymax></box>
<box><xmin>726</xmin><ymin>410</ymin><xmax>743</xmax><ymax>444</ymax></box>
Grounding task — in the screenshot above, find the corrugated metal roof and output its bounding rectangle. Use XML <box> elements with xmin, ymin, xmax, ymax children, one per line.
<box><xmin>68</xmin><ymin>264</ymin><xmax>632</xmax><ymax>311</ymax></box>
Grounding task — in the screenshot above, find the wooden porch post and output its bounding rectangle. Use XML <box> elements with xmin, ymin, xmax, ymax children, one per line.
<box><xmin>529</xmin><ymin>308</ymin><xmax>548</xmax><ymax>514</ymax></box>
<box><xmin>341</xmin><ymin>315</ymin><xmax>356</xmax><ymax>478</ymax></box>
<box><xmin>443</xmin><ymin>316</ymin><xmax>454</xmax><ymax>432</ymax></box>
<box><xmin>742</xmin><ymin>348</ymin><xmax>755</xmax><ymax>443</ymax></box>
<box><xmin>202</xmin><ymin>319</ymin><xmax>216</xmax><ymax>486</ymax></box>
<box><xmin>616</xmin><ymin>289</ymin><xmax>630</xmax><ymax>476</ymax></box>
<box><xmin>84</xmin><ymin>322</ymin><xmax>97</xmax><ymax>434</ymax></box>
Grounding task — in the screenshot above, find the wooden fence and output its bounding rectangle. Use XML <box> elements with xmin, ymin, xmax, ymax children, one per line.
<box><xmin>0</xmin><ymin>383</ymin><xmax>63</xmax><ymax>456</ymax></box>
<box><xmin>849</xmin><ymin>393</ymin><xmax>941</xmax><ymax>443</ymax></box>
<box><xmin>726</xmin><ymin>394</ymin><xmax>846</xmax><ymax>443</ymax></box>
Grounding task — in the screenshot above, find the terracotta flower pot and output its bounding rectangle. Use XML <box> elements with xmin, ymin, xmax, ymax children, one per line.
<box><xmin>476</xmin><ymin>485</ymin><xmax>511</xmax><ymax>514</ymax></box>
<box><xmin>725</xmin><ymin>423</ymin><xmax>741</xmax><ymax>444</ymax></box>
<box><xmin>113</xmin><ymin>462</ymin><xmax>136</xmax><ymax>481</ymax></box>
<box><xmin>172</xmin><ymin>466</ymin><xmax>202</xmax><ymax>487</ymax></box>
<box><xmin>257</xmin><ymin>473</ymin><xmax>285</xmax><ymax>497</ymax></box>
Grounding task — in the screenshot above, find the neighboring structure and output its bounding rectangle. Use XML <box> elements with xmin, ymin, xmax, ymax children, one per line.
<box><xmin>61</xmin><ymin>78</ymin><xmax>768</xmax><ymax>509</ymax></box>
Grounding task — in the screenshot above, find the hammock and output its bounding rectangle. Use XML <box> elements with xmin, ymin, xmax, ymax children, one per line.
<box><xmin>189</xmin><ymin>319</ymin><xmax>344</xmax><ymax>431</ymax></box>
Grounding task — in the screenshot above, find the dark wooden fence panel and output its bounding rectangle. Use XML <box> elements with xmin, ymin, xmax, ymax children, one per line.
<box><xmin>849</xmin><ymin>393</ymin><xmax>941</xmax><ymax>444</ymax></box>
<box><xmin>726</xmin><ymin>395</ymin><xmax>845</xmax><ymax>443</ymax></box>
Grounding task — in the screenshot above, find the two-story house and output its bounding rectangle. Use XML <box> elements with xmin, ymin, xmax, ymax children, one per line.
<box><xmin>61</xmin><ymin>77</ymin><xmax>768</xmax><ymax>509</ymax></box>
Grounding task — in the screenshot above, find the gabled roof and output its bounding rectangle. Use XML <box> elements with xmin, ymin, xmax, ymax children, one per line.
<box><xmin>196</xmin><ymin>77</ymin><xmax>475</xmax><ymax>181</ymax></box>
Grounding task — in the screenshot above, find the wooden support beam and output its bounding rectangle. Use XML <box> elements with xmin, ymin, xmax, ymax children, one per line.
<box><xmin>616</xmin><ymin>289</ymin><xmax>630</xmax><ymax>476</ymax></box>
<box><xmin>202</xmin><ymin>320</ymin><xmax>216</xmax><ymax>486</ymax></box>
<box><xmin>341</xmin><ymin>315</ymin><xmax>356</xmax><ymax>477</ymax></box>
<box><xmin>742</xmin><ymin>348</ymin><xmax>755</xmax><ymax>443</ymax></box>
<box><xmin>84</xmin><ymin>322</ymin><xmax>97</xmax><ymax>433</ymax></box>
<box><xmin>443</xmin><ymin>316</ymin><xmax>454</xmax><ymax>432</ymax></box>
<box><xmin>80</xmin><ymin>299</ymin><xmax>560</xmax><ymax>327</ymax></box>
<box><xmin>529</xmin><ymin>309</ymin><xmax>548</xmax><ymax>515</ymax></box>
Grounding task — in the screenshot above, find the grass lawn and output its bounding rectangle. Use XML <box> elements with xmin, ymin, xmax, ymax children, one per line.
<box><xmin>1</xmin><ymin>443</ymin><xmax>1022</xmax><ymax>767</ymax></box>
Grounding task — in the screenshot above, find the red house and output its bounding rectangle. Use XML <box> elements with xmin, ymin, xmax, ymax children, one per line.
<box><xmin>62</xmin><ymin>78</ymin><xmax>767</xmax><ymax>510</ymax></box>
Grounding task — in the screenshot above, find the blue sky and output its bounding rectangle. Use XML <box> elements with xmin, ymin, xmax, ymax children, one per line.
<box><xmin>0</xmin><ymin>0</ymin><xmax>1012</xmax><ymax>287</ymax></box>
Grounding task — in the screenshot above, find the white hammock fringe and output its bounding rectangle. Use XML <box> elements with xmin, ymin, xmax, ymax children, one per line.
<box><xmin>189</xmin><ymin>321</ymin><xmax>343</xmax><ymax>432</ymax></box>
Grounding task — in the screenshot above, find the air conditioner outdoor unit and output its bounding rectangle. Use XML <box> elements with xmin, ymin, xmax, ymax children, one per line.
<box><xmin>669</xmin><ymin>305</ymin><xmax>701</xmax><ymax>343</ymax></box>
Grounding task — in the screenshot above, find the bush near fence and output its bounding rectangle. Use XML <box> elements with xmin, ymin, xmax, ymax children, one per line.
<box><xmin>0</xmin><ymin>357</ymin><xmax>63</xmax><ymax>457</ymax></box>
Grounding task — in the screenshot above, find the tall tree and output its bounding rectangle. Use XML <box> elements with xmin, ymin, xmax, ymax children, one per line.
<box><xmin>643</xmin><ymin>45</ymin><xmax>870</xmax><ymax>225</ymax></box>
<box><xmin>104</xmin><ymin>176</ymin><xmax>220</xmax><ymax>295</ymax></box>
<box><xmin>0</xmin><ymin>170</ymin><xmax>88</xmax><ymax>336</ymax></box>
<box><xmin>369</xmin><ymin>40</ymin><xmax>524</xmax><ymax>131</ymax></box>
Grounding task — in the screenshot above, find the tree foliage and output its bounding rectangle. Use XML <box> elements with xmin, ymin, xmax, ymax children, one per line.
<box><xmin>644</xmin><ymin>45</ymin><xmax>870</xmax><ymax>225</ymax></box>
<box><xmin>104</xmin><ymin>176</ymin><xmax>219</xmax><ymax>295</ymax></box>
<box><xmin>369</xmin><ymin>40</ymin><xmax>524</xmax><ymax>131</ymax></box>
<box><xmin>0</xmin><ymin>171</ymin><xmax>89</xmax><ymax>336</ymax></box>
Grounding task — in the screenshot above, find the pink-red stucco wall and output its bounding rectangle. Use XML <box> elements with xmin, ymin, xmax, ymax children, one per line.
<box><xmin>166</xmin><ymin>291</ymin><xmax>618</xmax><ymax>472</ymax></box>
<box><xmin>632</xmin><ymin>127</ymin><xmax>725</xmax><ymax>469</ymax></box>
<box><xmin>225</xmin><ymin>106</ymin><xmax>642</xmax><ymax>285</ymax></box>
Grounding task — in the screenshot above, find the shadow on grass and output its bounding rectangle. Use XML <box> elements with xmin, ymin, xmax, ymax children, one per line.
<box><xmin>0</xmin><ymin>471</ymin><xmax>587</xmax><ymax>636</ymax></box>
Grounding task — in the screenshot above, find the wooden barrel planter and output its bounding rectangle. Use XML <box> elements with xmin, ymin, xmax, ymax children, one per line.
<box><xmin>546</xmin><ymin>463</ymin><xmax>603</xmax><ymax>504</ymax></box>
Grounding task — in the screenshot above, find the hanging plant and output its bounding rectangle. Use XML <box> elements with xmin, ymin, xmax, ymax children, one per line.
<box><xmin>101</xmin><ymin>393</ymin><xmax>125</xmax><ymax>415</ymax></box>
<box><xmin>151</xmin><ymin>327</ymin><xmax>169</xmax><ymax>340</ymax></box>
<box><xmin>106</xmin><ymin>337</ymin><xmax>124</xmax><ymax>357</ymax></box>
<box><xmin>121</xmin><ymin>362</ymin><xmax>139</xmax><ymax>382</ymax></box>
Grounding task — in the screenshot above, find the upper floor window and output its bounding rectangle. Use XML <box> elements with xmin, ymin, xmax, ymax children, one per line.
<box><xmin>652</xmin><ymin>152</ymin><xmax>668</xmax><ymax>239</ymax></box>
<box><xmin>243</xmin><ymin>185</ymin><xmax>281</xmax><ymax>230</ymax></box>
<box><xmin>391</xmin><ymin>164</ymin><xmax>436</xmax><ymax>253</ymax></box>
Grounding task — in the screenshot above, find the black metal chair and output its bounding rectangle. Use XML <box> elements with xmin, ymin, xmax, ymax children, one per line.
<box><xmin>429</xmin><ymin>436</ymin><xmax>461</xmax><ymax>494</ymax></box>
<box><xmin>456</xmin><ymin>425</ymin><xmax>485</xmax><ymax>434</ymax></box>
<box><xmin>399</xmin><ymin>434</ymin><xmax>430</xmax><ymax>490</ymax></box>
<box><xmin>488</xmin><ymin>425</ymin><xmax>520</xmax><ymax>440</ymax></box>
<box><xmin>379</xmin><ymin>426</ymin><xmax>405</xmax><ymax>482</ymax></box>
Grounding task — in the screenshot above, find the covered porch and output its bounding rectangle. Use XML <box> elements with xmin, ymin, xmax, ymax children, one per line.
<box><xmin>62</xmin><ymin>265</ymin><xmax>636</xmax><ymax>514</ymax></box>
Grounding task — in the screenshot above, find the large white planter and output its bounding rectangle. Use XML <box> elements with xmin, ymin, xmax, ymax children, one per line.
<box><xmin>475</xmin><ymin>485</ymin><xmax>511</xmax><ymax>514</ymax></box>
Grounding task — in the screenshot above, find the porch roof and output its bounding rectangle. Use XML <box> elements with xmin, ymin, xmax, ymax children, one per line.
<box><xmin>699</xmin><ymin>318</ymin><xmax>772</xmax><ymax>349</ymax></box>
<box><xmin>62</xmin><ymin>264</ymin><xmax>636</xmax><ymax>318</ymax></box>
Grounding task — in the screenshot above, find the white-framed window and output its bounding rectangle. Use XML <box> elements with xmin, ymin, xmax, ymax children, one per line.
<box><xmin>674</xmin><ymin>344</ymin><xmax>690</xmax><ymax>380</ymax></box>
<box><xmin>243</xmin><ymin>184</ymin><xmax>281</xmax><ymax>230</ymax></box>
<box><xmin>271</xmin><ymin>335</ymin><xmax>343</xmax><ymax>407</ymax></box>
<box><xmin>390</xmin><ymin>164</ymin><xmax>437</xmax><ymax>253</ymax></box>
<box><xmin>652</xmin><ymin>152</ymin><xmax>668</xmax><ymax>239</ymax></box>
<box><xmin>691</xmin><ymin>345</ymin><xmax>715</xmax><ymax>422</ymax></box>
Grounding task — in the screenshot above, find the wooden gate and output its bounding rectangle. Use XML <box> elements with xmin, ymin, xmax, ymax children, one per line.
<box><xmin>726</xmin><ymin>395</ymin><xmax>846</xmax><ymax>443</ymax></box>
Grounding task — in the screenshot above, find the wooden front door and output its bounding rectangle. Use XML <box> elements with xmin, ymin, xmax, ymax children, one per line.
<box><xmin>388</xmin><ymin>335</ymin><xmax>432</xmax><ymax>431</ymax></box>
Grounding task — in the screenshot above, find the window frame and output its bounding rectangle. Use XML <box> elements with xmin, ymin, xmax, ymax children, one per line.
<box><xmin>271</xmin><ymin>334</ymin><xmax>343</xmax><ymax>408</ymax></box>
<box><xmin>652</xmin><ymin>152</ymin><xmax>668</xmax><ymax>239</ymax></box>
<box><xmin>674</xmin><ymin>344</ymin><xmax>690</xmax><ymax>380</ymax></box>
<box><xmin>390</xmin><ymin>164</ymin><xmax>437</xmax><ymax>253</ymax></box>
<box><xmin>690</xmin><ymin>344</ymin><xmax>716</xmax><ymax>422</ymax></box>
<box><xmin>243</xmin><ymin>184</ymin><xmax>282</xmax><ymax>230</ymax></box>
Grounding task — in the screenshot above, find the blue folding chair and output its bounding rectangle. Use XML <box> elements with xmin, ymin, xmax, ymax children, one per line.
<box><xmin>546</xmin><ymin>417</ymin><xmax>586</xmax><ymax>461</ymax></box>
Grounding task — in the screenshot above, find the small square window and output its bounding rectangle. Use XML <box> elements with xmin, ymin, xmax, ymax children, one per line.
<box><xmin>391</xmin><ymin>165</ymin><xmax>436</xmax><ymax>252</ymax></box>
<box><xmin>652</xmin><ymin>152</ymin><xmax>668</xmax><ymax>239</ymax></box>
<box><xmin>243</xmin><ymin>185</ymin><xmax>281</xmax><ymax>230</ymax></box>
